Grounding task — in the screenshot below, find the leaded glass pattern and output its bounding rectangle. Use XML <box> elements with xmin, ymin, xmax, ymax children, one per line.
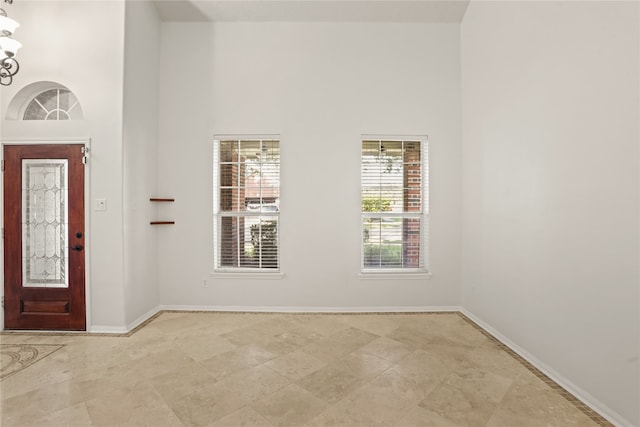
<box><xmin>21</xmin><ymin>160</ymin><xmax>69</xmax><ymax>288</ymax></box>
<box><xmin>23</xmin><ymin>89</ymin><xmax>82</xmax><ymax>120</ymax></box>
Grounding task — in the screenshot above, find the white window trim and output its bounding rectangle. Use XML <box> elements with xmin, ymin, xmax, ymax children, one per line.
<box><xmin>212</xmin><ymin>135</ymin><xmax>281</xmax><ymax>275</ymax></box>
<box><xmin>209</xmin><ymin>271</ymin><xmax>285</xmax><ymax>280</ymax></box>
<box><xmin>360</xmin><ymin>135</ymin><xmax>430</xmax><ymax>276</ymax></box>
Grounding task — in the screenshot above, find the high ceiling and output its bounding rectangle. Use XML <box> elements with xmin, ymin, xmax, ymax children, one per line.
<box><xmin>152</xmin><ymin>0</ymin><xmax>470</xmax><ymax>23</ymax></box>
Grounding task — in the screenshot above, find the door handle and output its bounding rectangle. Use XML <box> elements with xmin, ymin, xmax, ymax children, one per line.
<box><xmin>71</xmin><ymin>245</ymin><xmax>83</xmax><ymax>252</ymax></box>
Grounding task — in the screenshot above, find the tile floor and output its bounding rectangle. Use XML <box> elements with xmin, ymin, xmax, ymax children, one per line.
<box><xmin>0</xmin><ymin>312</ymin><xmax>610</xmax><ymax>426</ymax></box>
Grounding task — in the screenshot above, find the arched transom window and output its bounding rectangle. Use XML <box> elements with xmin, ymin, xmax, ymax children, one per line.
<box><xmin>23</xmin><ymin>88</ymin><xmax>81</xmax><ymax>120</ymax></box>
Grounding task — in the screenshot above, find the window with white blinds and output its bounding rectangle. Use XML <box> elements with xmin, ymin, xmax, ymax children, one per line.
<box><xmin>213</xmin><ymin>137</ymin><xmax>280</xmax><ymax>271</ymax></box>
<box><xmin>361</xmin><ymin>137</ymin><xmax>428</xmax><ymax>272</ymax></box>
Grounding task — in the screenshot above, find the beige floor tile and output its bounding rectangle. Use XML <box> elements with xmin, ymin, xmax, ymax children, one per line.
<box><xmin>0</xmin><ymin>333</ymin><xmax>33</xmax><ymax>344</ymax></box>
<box><xmin>124</xmin><ymin>325</ymin><xmax>179</xmax><ymax>360</ymax></box>
<box><xmin>28</xmin><ymin>401</ymin><xmax>94</xmax><ymax>427</ymax></box>
<box><xmin>413</xmin><ymin>315</ymin><xmax>487</xmax><ymax>343</ymax></box>
<box><xmin>336</xmin><ymin>350</ymin><xmax>395</xmax><ymax>380</ymax></box>
<box><xmin>301</xmin><ymin>328</ymin><xmax>379</xmax><ymax>363</ymax></box>
<box><xmin>360</xmin><ymin>336</ymin><xmax>412</xmax><ymax>363</ymax></box>
<box><xmin>304</xmin><ymin>405</ymin><xmax>376</xmax><ymax>427</ymax></box>
<box><xmin>274</xmin><ymin>326</ymin><xmax>325</xmax><ymax>347</ymax></box>
<box><xmin>174</xmin><ymin>313</ymin><xmax>263</xmax><ymax>336</ymax></box>
<box><xmin>293</xmin><ymin>315</ymin><xmax>352</xmax><ymax>336</ymax></box>
<box><xmin>395</xmin><ymin>406</ymin><xmax>464</xmax><ymax>427</ymax></box>
<box><xmin>388</xmin><ymin>349</ymin><xmax>461</xmax><ymax>395</ymax></box>
<box><xmin>449</xmin><ymin>365</ymin><xmax>514</xmax><ymax>403</ymax></box>
<box><xmin>386</xmin><ymin>325</ymin><xmax>434</xmax><ymax>351</ymax></box>
<box><xmin>222</xmin><ymin>325</ymin><xmax>275</xmax><ymax>346</ymax></box>
<box><xmin>2</xmin><ymin>380</ymin><xmax>80</xmax><ymax>425</ymax></box>
<box><xmin>266</xmin><ymin>349</ymin><xmax>327</xmax><ymax>380</ymax></box>
<box><xmin>151</xmin><ymin>312</ymin><xmax>227</xmax><ymax>337</ymax></box>
<box><xmin>40</xmin><ymin>375</ymin><xmax>135</xmax><ymax>408</ymax></box>
<box><xmin>109</xmin><ymin>348</ymin><xmax>199</xmax><ymax>381</ymax></box>
<box><xmin>252</xmin><ymin>384</ymin><xmax>328</xmax><ymax>427</ymax></box>
<box><xmin>257</xmin><ymin>337</ymin><xmax>301</xmax><ymax>356</ymax></box>
<box><xmin>297</xmin><ymin>363</ymin><xmax>363</xmax><ymax>404</ymax></box>
<box><xmin>63</xmin><ymin>339</ymin><xmax>134</xmax><ymax>382</ymax></box>
<box><xmin>221</xmin><ymin>322</ymin><xmax>300</xmax><ymax>354</ymax></box>
<box><xmin>2</xmin><ymin>352</ymin><xmax>127</xmax><ymax>407</ymax></box>
<box><xmin>330</xmin><ymin>327</ymin><xmax>379</xmax><ymax>348</ymax></box>
<box><xmin>0</xmin><ymin>312</ymin><xmax>607</xmax><ymax>427</ymax></box>
<box><xmin>210</xmin><ymin>406</ymin><xmax>274</xmax><ymax>427</ymax></box>
<box><xmin>440</xmin><ymin>317</ymin><xmax>492</xmax><ymax>347</ymax></box>
<box><xmin>85</xmin><ymin>381</ymin><xmax>184</xmax><ymax>427</ymax></box>
<box><xmin>200</xmin><ymin>345</ymin><xmax>278</xmax><ymax>381</ymax></box>
<box><xmin>301</xmin><ymin>337</ymin><xmax>357</xmax><ymax>362</ymax></box>
<box><xmin>0</xmin><ymin>346</ymin><xmax>72</xmax><ymax>398</ymax></box>
<box><xmin>174</xmin><ymin>333</ymin><xmax>238</xmax><ymax>362</ymax></box>
<box><xmin>424</xmin><ymin>336</ymin><xmax>477</xmax><ymax>364</ymax></box>
<box><xmin>459</xmin><ymin>345</ymin><xmax>539</xmax><ymax>385</ymax></box>
<box><xmin>216</xmin><ymin>364</ymin><xmax>291</xmax><ymax>402</ymax></box>
<box><xmin>252</xmin><ymin>316</ymin><xmax>299</xmax><ymax>336</ymax></box>
<box><xmin>486</xmin><ymin>380</ymin><xmax>600</xmax><ymax>427</ymax></box>
<box><xmin>162</xmin><ymin>380</ymin><xmax>248</xmax><ymax>426</ymax></box>
<box><xmin>363</xmin><ymin>368</ymin><xmax>427</xmax><ymax>407</ymax></box>
<box><xmin>307</xmin><ymin>369</ymin><xmax>423</xmax><ymax>427</ymax></box>
<box><xmin>222</xmin><ymin>317</ymin><xmax>304</xmax><ymax>346</ymax></box>
<box><xmin>486</xmin><ymin>405</ymin><xmax>599</xmax><ymax>427</ymax></box>
<box><xmin>150</xmin><ymin>363</ymin><xmax>219</xmax><ymax>402</ymax></box>
<box><xmin>341</xmin><ymin>314</ymin><xmax>402</xmax><ymax>336</ymax></box>
<box><xmin>419</xmin><ymin>365</ymin><xmax>513</xmax><ymax>426</ymax></box>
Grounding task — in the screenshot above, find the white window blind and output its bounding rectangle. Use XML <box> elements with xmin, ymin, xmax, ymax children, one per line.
<box><xmin>361</xmin><ymin>138</ymin><xmax>428</xmax><ymax>272</ymax></box>
<box><xmin>213</xmin><ymin>138</ymin><xmax>280</xmax><ymax>271</ymax></box>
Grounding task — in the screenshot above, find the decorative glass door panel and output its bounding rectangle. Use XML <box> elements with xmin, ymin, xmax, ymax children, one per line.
<box><xmin>21</xmin><ymin>159</ymin><xmax>69</xmax><ymax>288</ymax></box>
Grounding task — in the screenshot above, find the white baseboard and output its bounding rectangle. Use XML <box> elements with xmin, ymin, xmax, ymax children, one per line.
<box><xmin>87</xmin><ymin>306</ymin><xmax>161</xmax><ymax>334</ymax></box>
<box><xmin>83</xmin><ymin>305</ymin><xmax>458</xmax><ymax>333</ymax></box>
<box><xmin>460</xmin><ymin>308</ymin><xmax>633</xmax><ymax>427</ymax></box>
<box><xmin>88</xmin><ymin>325</ymin><xmax>129</xmax><ymax>334</ymax></box>
<box><xmin>159</xmin><ymin>305</ymin><xmax>461</xmax><ymax>313</ymax></box>
<box><xmin>126</xmin><ymin>306</ymin><xmax>162</xmax><ymax>331</ymax></box>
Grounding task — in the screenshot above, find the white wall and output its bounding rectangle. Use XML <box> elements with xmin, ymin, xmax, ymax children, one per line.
<box><xmin>461</xmin><ymin>2</ymin><xmax>640</xmax><ymax>425</ymax></box>
<box><xmin>157</xmin><ymin>22</ymin><xmax>462</xmax><ymax>309</ymax></box>
<box><xmin>0</xmin><ymin>1</ymin><xmax>127</xmax><ymax>330</ymax></box>
<box><xmin>122</xmin><ymin>1</ymin><xmax>161</xmax><ymax>326</ymax></box>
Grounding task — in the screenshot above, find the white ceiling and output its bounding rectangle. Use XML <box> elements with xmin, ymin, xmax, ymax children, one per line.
<box><xmin>152</xmin><ymin>0</ymin><xmax>470</xmax><ymax>23</ymax></box>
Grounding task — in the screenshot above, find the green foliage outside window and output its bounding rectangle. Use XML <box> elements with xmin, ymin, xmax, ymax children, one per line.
<box><xmin>249</xmin><ymin>220</ymin><xmax>278</xmax><ymax>268</ymax></box>
<box><xmin>362</xmin><ymin>197</ymin><xmax>391</xmax><ymax>213</ymax></box>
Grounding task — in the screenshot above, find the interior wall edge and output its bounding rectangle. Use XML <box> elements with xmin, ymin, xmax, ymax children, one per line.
<box><xmin>460</xmin><ymin>308</ymin><xmax>634</xmax><ymax>427</ymax></box>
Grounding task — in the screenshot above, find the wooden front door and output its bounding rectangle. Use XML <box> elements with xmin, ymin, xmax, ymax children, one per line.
<box><xmin>3</xmin><ymin>144</ymin><xmax>86</xmax><ymax>330</ymax></box>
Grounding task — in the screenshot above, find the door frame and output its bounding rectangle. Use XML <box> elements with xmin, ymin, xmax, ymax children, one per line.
<box><xmin>0</xmin><ymin>139</ymin><xmax>92</xmax><ymax>331</ymax></box>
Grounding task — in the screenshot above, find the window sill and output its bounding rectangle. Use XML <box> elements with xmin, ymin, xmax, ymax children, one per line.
<box><xmin>358</xmin><ymin>271</ymin><xmax>432</xmax><ymax>280</ymax></box>
<box><xmin>210</xmin><ymin>271</ymin><xmax>285</xmax><ymax>280</ymax></box>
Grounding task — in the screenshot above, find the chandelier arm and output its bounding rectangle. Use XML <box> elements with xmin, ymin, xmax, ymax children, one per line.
<box><xmin>1</xmin><ymin>56</ymin><xmax>18</xmax><ymax>75</ymax></box>
<box><xmin>0</xmin><ymin>68</ymin><xmax>12</xmax><ymax>86</ymax></box>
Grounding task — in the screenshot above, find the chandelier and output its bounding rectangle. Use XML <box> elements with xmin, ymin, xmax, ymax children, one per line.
<box><xmin>0</xmin><ymin>0</ymin><xmax>20</xmax><ymax>86</ymax></box>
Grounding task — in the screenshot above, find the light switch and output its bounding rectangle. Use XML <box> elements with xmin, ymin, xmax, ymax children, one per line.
<box><xmin>95</xmin><ymin>198</ymin><xmax>107</xmax><ymax>211</ymax></box>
